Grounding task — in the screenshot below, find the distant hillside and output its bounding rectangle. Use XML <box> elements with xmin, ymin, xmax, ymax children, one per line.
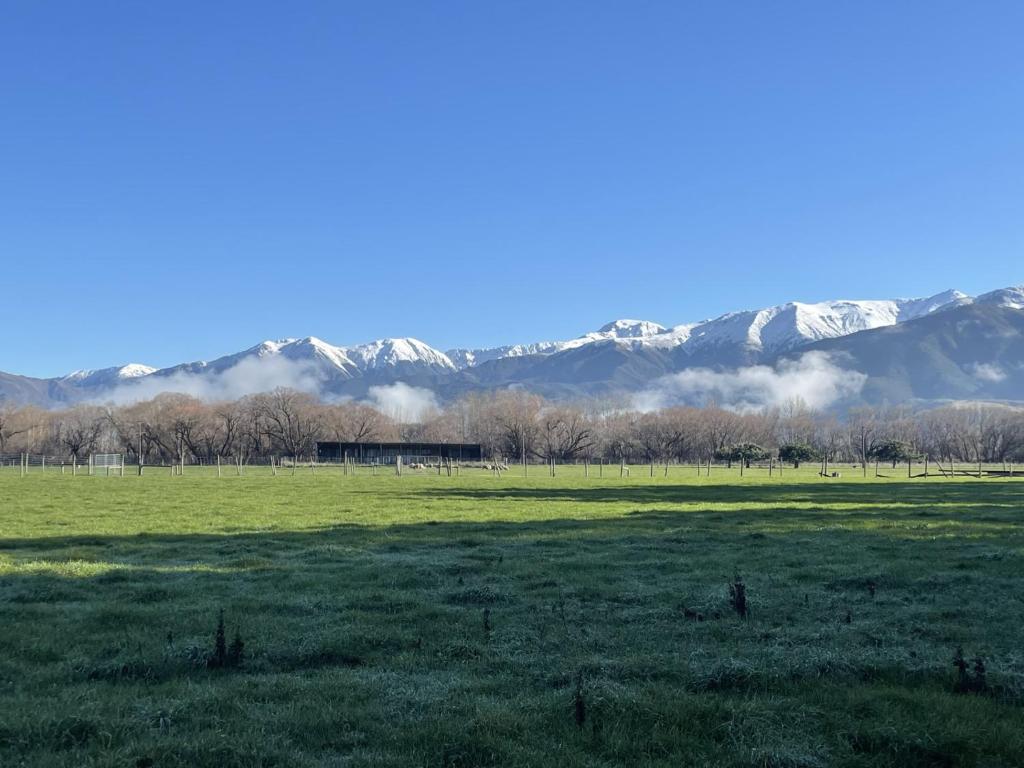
<box><xmin>788</xmin><ymin>303</ymin><xmax>1024</xmax><ymax>405</ymax></box>
<box><xmin>1</xmin><ymin>284</ymin><xmax>1021</xmax><ymax>408</ymax></box>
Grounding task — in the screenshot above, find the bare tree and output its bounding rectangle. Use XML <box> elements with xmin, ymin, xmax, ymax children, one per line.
<box><xmin>55</xmin><ymin>405</ymin><xmax>105</xmax><ymax>459</ymax></box>
<box><xmin>256</xmin><ymin>389</ymin><xmax>324</xmax><ymax>458</ymax></box>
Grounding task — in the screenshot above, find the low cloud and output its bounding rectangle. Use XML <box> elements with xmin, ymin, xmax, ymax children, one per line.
<box><xmin>94</xmin><ymin>356</ymin><xmax>324</xmax><ymax>405</ymax></box>
<box><xmin>366</xmin><ymin>382</ymin><xmax>439</xmax><ymax>422</ymax></box>
<box><xmin>633</xmin><ymin>352</ymin><xmax>866</xmax><ymax>413</ymax></box>
<box><xmin>90</xmin><ymin>356</ymin><xmax>442</xmax><ymax>420</ymax></box>
<box><xmin>969</xmin><ymin>362</ymin><xmax>1006</xmax><ymax>383</ymax></box>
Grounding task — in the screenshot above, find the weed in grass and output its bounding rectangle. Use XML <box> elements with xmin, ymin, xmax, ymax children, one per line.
<box><xmin>208</xmin><ymin>609</ymin><xmax>227</xmax><ymax>669</ymax></box>
<box><xmin>953</xmin><ymin>647</ymin><xmax>988</xmax><ymax>694</ymax></box>
<box><xmin>729</xmin><ymin>574</ymin><xmax>749</xmax><ymax>619</ymax></box>
<box><xmin>206</xmin><ymin>609</ymin><xmax>244</xmax><ymax>669</ymax></box>
<box><xmin>573</xmin><ymin>671</ymin><xmax>586</xmax><ymax>728</ymax></box>
<box><xmin>681</xmin><ymin>605</ymin><xmax>705</xmax><ymax>621</ymax></box>
<box><xmin>973</xmin><ymin>657</ymin><xmax>987</xmax><ymax>692</ymax></box>
<box><xmin>228</xmin><ymin>629</ymin><xmax>245</xmax><ymax>667</ymax></box>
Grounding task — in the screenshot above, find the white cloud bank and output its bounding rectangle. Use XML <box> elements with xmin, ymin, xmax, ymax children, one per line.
<box><xmin>92</xmin><ymin>356</ymin><xmax>441</xmax><ymax>423</ymax></box>
<box><xmin>94</xmin><ymin>356</ymin><xmax>325</xmax><ymax>405</ymax></box>
<box><xmin>366</xmin><ymin>382</ymin><xmax>439</xmax><ymax>422</ymax></box>
<box><xmin>633</xmin><ymin>352</ymin><xmax>867</xmax><ymax>413</ymax></box>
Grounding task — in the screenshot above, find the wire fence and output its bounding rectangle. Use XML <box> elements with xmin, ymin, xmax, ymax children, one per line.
<box><xmin>0</xmin><ymin>453</ymin><xmax>1019</xmax><ymax>480</ymax></box>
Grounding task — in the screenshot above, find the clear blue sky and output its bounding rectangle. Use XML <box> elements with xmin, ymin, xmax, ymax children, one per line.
<box><xmin>2</xmin><ymin>1</ymin><xmax>1022</xmax><ymax>377</ymax></box>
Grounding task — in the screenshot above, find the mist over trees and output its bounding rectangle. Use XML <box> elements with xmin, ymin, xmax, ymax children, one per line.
<box><xmin>2</xmin><ymin>390</ymin><xmax>1024</xmax><ymax>466</ymax></box>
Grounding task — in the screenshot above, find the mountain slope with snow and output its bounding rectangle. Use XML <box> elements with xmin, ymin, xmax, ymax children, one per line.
<box><xmin>976</xmin><ymin>285</ymin><xmax>1024</xmax><ymax>310</ymax></box>
<box><xmin>59</xmin><ymin>364</ymin><xmax>158</xmax><ymax>389</ymax></box>
<box><xmin>448</xmin><ymin>289</ymin><xmax>970</xmax><ymax>367</ymax></box>
<box><xmin>0</xmin><ymin>285</ymin><xmax>1020</xmax><ymax>407</ymax></box>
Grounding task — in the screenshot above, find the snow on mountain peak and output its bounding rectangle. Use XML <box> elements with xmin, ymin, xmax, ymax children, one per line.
<box><xmin>241</xmin><ymin>335</ymin><xmax>455</xmax><ymax>374</ymax></box>
<box><xmin>117</xmin><ymin>364</ymin><xmax>157</xmax><ymax>378</ymax></box>
<box><xmin>595</xmin><ymin>319</ymin><xmax>667</xmax><ymax>338</ymax></box>
<box><xmin>343</xmin><ymin>337</ymin><xmax>455</xmax><ymax>371</ymax></box>
<box><xmin>50</xmin><ymin>286</ymin><xmax>1015</xmax><ymax>395</ymax></box>
<box><xmin>976</xmin><ymin>285</ymin><xmax>1024</xmax><ymax>310</ymax></box>
<box><xmin>60</xmin><ymin>363</ymin><xmax>157</xmax><ymax>386</ymax></box>
<box><xmin>446</xmin><ymin>292</ymin><xmax>972</xmax><ymax>367</ymax></box>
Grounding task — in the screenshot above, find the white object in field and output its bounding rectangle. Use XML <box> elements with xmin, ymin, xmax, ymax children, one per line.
<box><xmin>92</xmin><ymin>453</ymin><xmax>123</xmax><ymax>471</ymax></box>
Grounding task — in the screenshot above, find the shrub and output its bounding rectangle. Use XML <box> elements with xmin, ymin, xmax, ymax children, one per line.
<box><xmin>779</xmin><ymin>444</ymin><xmax>818</xmax><ymax>468</ymax></box>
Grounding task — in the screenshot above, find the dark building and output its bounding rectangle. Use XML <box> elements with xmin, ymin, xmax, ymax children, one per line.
<box><xmin>316</xmin><ymin>441</ymin><xmax>483</xmax><ymax>464</ymax></box>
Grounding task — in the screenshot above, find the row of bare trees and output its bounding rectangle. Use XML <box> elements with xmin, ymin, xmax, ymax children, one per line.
<box><xmin>2</xmin><ymin>390</ymin><xmax>1023</xmax><ymax>465</ymax></box>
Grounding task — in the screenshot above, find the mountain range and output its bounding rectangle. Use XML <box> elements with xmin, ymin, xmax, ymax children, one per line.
<box><xmin>2</xmin><ymin>285</ymin><xmax>1022</xmax><ymax>409</ymax></box>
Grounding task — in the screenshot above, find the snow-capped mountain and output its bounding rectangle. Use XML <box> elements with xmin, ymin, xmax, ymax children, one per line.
<box><xmin>976</xmin><ymin>286</ymin><xmax>1024</xmax><ymax>310</ymax></box>
<box><xmin>1</xmin><ymin>285</ymin><xmax>1021</xmax><ymax>407</ymax></box>
<box><xmin>59</xmin><ymin>363</ymin><xmax>158</xmax><ymax>388</ymax></box>
<box><xmin>344</xmin><ymin>337</ymin><xmax>455</xmax><ymax>372</ymax></box>
<box><xmin>447</xmin><ymin>289</ymin><xmax>971</xmax><ymax>368</ymax></box>
<box><xmin>150</xmin><ymin>336</ymin><xmax>455</xmax><ymax>386</ymax></box>
<box><xmin>446</xmin><ymin>318</ymin><xmax>668</xmax><ymax>370</ymax></box>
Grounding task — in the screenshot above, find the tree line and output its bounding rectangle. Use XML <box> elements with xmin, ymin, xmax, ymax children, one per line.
<box><xmin>1</xmin><ymin>389</ymin><xmax>1023</xmax><ymax>466</ymax></box>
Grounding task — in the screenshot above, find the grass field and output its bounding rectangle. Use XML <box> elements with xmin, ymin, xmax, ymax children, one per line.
<box><xmin>1</xmin><ymin>467</ymin><xmax>1023</xmax><ymax>767</ymax></box>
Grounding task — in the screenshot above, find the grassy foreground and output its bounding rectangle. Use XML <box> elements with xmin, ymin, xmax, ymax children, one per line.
<box><xmin>1</xmin><ymin>468</ymin><xmax>1022</xmax><ymax>767</ymax></box>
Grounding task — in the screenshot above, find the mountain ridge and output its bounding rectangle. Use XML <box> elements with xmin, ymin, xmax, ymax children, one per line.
<box><xmin>1</xmin><ymin>285</ymin><xmax>1020</xmax><ymax>407</ymax></box>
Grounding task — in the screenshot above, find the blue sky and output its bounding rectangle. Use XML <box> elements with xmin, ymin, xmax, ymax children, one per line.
<box><xmin>2</xmin><ymin>1</ymin><xmax>1022</xmax><ymax>377</ymax></box>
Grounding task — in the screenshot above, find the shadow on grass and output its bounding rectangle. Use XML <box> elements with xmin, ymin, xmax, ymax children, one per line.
<box><xmin>406</xmin><ymin>479</ymin><xmax>1024</xmax><ymax>509</ymax></box>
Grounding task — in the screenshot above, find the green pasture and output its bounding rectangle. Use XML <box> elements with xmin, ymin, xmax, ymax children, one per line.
<box><xmin>1</xmin><ymin>468</ymin><xmax>1022</xmax><ymax>766</ymax></box>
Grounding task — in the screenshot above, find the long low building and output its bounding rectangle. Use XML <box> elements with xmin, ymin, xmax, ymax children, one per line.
<box><xmin>316</xmin><ymin>441</ymin><xmax>483</xmax><ymax>463</ymax></box>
